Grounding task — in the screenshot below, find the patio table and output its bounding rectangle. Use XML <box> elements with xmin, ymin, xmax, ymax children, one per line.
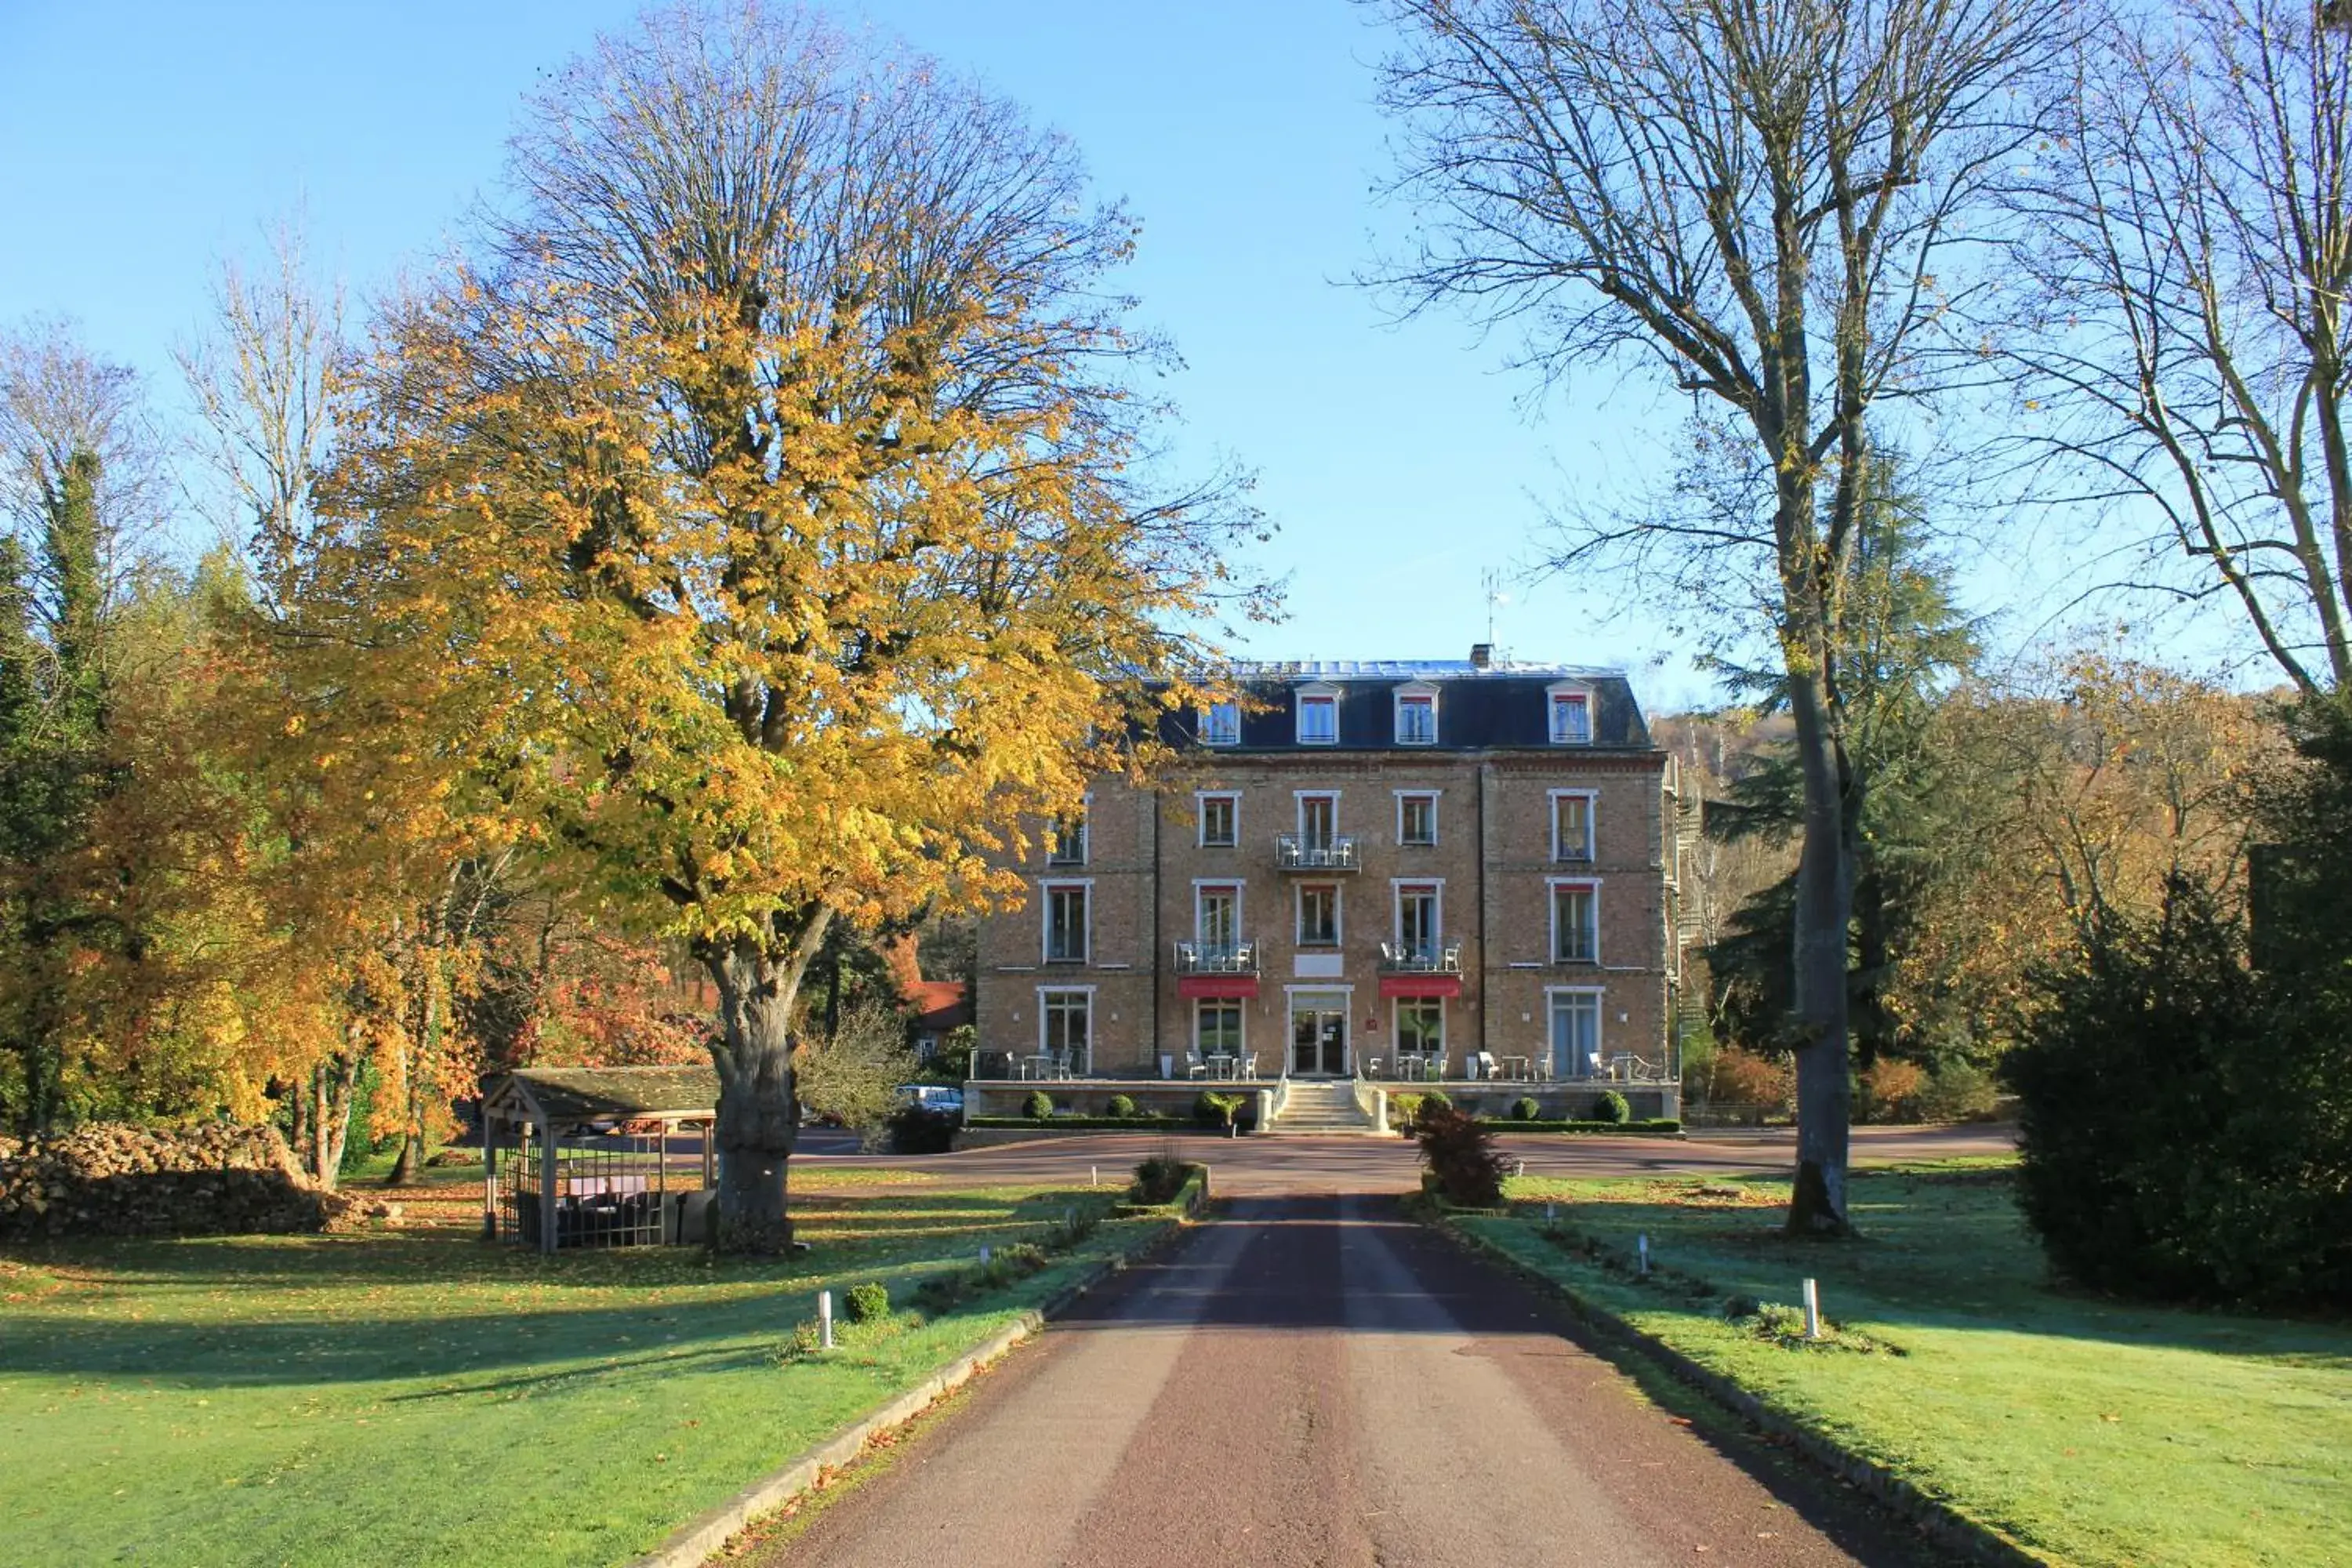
<box><xmin>1499</xmin><ymin>1055</ymin><xmax>1532</xmax><ymax>1081</ymax></box>
<box><xmin>1206</xmin><ymin>1053</ymin><xmax>1236</xmax><ymax>1080</ymax></box>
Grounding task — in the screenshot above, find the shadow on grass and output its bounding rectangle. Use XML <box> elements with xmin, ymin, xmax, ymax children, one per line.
<box><xmin>1504</xmin><ymin>1171</ymin><xmax>2352</xmax><ymax>1364</ymax></box>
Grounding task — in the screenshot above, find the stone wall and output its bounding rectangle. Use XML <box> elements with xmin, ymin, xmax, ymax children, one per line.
<box><xmin>0</xmin><ymin>1123</ymin><xmax>343</xmax><ymax>1241</ymax></box>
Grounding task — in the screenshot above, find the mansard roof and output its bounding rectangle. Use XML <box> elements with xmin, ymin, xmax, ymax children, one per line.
<box><xmin>1155</xmin><ymin>655</ymin><xmax>1654</xmax><ymax>753</ymax></box>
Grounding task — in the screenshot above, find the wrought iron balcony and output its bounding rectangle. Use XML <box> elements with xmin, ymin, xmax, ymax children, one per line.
<box><xmin>1174</xmin><ymin>940</ymin><xmax>1259</xmax><ymax>975</ymax></box>
<box><xmin>1380</xmin><ymin>939</ymin><xmax>1463</xmax><ymax>975</ymax></box>
<box><xmin>1274</xmin><ymin>833</ymin><xmax>1362</xmax><ymax>872</ymax></box>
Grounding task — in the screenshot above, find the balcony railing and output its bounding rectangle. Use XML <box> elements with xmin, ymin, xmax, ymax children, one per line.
<box><xmin>1379</xmin><ymin>939</ymin><xmax>1463</xmax><ymax>975</ymax></box>
<box><xmin>1275</xmin><ymin>833</ymin><xmax>1362</xmax><ymax>872</ymax></box>
<box><xmin>1174</xmin><ymin>940</ymin><xmax>1259</xmax><ymax>975</ymax></box>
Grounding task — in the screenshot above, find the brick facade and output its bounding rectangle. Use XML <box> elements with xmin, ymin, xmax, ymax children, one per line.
<box><xmin>975</xmin><ymin>658</ymin><xmax>1688</xmax><ymax>1085</ymax></box>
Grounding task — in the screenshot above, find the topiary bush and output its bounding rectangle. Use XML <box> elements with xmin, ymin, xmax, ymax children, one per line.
<box><xmin>1105</xmin><ymin>1094</ymin><xmax>1139</xmax><ymax>1120</ymax></box>
<box><xmin>844</xmin><ymin>1281</ymin><xmax>891</xmax><ymax>1323</ymax></box>
<box><xmin>1024</xmin><ymin>1091</ymin><xmax>1055</xmax><ymax>1121</ymax></box>
<box><xmin>1590</xmin><ymin>1091</ymin><xmax>1630</xmax><ymax>1124</ymax></box>
<box><xmin>1416</xmin><ymin>1106</ymin><xmax>1506</xmax><ymax>1207</ymax></box>
<box><xmin>883</xmin><ymin>1105</ymin><xmax>960</xmax><ymax>1155</ymax></box>
<box><xmin>1131</xmin><ymin>1152</ymin><xmax>1189</xmax><ymax>1205</ymax></box>
<box><xmin>1510</xmin><ymin>1097</ymin><xmax>1541</xmax><ymax>1121</ymax></box>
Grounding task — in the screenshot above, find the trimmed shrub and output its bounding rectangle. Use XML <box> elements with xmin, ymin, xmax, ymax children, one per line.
<box><xmin>844</xmin><ymin>1282</ymin><xmax>891</xmax><ymax>1323</ymax></box>
<box><xmin>883</xmin><ymin>1105</ymin><xmax>960</xmax><ymax>1154</ymax></box>
<box><xmin>1509</xmin><ymin>1097</ymin><xmax>1542</xmax><ymax>1122</ymax></box>
<box><xmin>1024</xmin><ymin>1091</ymin><xmax>1055</xmax><ymax>1121</ymax></box>
<box><xmin>1105</xmin><ymin>1094</ymin><xmax>1139</xmax><ymax>1120</ymax></box>
<box><xmin>1589</xmin><ymin>1091</ymin><xmax>1630</xmax><ymax>1124</ymax></box>
<box><xmin>1131</xmin><ymin>1153</ymin><xmax>1189</xmax><ymax>1205</ymax></box>
<box><xmin>1416</xmin><ymin>1106</ymin><xmax>1506</xmax><ymax>1207</ymax></box>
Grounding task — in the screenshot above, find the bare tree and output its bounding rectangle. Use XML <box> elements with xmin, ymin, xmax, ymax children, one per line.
<box><xmin>1366</xmin><ymin>0</ymin><xmax>2063</xmax><ymax>1231</ymax></box>
<box><xmin>2007</xmin><ymin>0</ymin><xmax>2352</xmax><ymax>694</ymax></box>
<box><xmin>175</xmin><ymin>220</ymin><xmax>345</xmax><ymax>618</ymax></box>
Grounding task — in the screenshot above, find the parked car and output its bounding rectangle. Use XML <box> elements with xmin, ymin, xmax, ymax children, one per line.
<box><xmin>895</xmin><ymin>1083</ymin><xmax>965</xmax><ymax>1116</ymax></box>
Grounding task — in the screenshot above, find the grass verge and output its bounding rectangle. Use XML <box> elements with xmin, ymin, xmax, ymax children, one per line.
<box><xmin>0</xmin><ymin>1167</ymin><xmax>1177</xmax><ymax>1568</ymax></box>
<box><xmin>1459</xmin><ymin>1163</ymin><xmax>2351</xmax><ymax>1568</ymax></box>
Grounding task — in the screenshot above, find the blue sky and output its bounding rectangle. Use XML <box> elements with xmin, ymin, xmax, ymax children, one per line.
<box><xmin>0</xmin><ymin>2</ymin><xmax>2178</xmax><ymax>710</ymax></box>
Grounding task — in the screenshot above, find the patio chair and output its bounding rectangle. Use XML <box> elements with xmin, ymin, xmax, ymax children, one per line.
<box><xmin>1240</xmin><ymin>1052</ymin><xmax>1259</xmax><ymax>1078</ymax></box>
<box><xmin>1475</xmin><ymin>1051</ymin><xmax>1501</xmax><ymax>1081</ymax></box>
<box><xmin>1359</xmin><ymin>1055</ymin><xmax>1382</xmax><ymax>1080</ymax></box>
<box><xmin>1185</xmin><ymin>1048</ymin><xmax>1208</xmax><ymax>1080</ymax></box>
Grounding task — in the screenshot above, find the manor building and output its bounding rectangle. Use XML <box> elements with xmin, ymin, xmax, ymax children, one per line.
<box><xmin>970</xmin><ymin>648</ymin><xmax>1693</xmax><ymax>1118</ymax></box>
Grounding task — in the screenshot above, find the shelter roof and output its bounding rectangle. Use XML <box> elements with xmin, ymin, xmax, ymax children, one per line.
<box><xmin>482</xmin><ymin>1065</ymin><xmax>717</xmax><ymax>1127</ymax></box>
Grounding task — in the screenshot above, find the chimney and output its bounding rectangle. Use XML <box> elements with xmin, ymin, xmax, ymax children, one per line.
<box><xmin>1468</xmin><ymin>643</ymin><xmax>1494</xmax><ymax>669</ymax></box>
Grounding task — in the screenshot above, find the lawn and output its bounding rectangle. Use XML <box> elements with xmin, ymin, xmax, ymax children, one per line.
<box><xmin>0</xmin><ymin>1163</ymin><xmax>1174</xmax><ymax>1568</ymax></box>
<box><xmin>1461</xmin><ymin>1163</ymin><xmax>2352</xmax><ymax>1568</ymax></box>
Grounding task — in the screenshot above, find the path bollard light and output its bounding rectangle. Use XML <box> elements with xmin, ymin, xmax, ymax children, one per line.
<box><xmin>1091</xmin><ymin>1165</ymin><xmax>1098</xmax><ymax>1188</ymax></box>
<box><xmin>818</xmin><ymin>1290</ymin><xmax>834</xmax><ymax>1351</ymax></box>
<box><xmin>1545</xmin><ymin>1201</ymin><xmax>1556</xmax><ymax>1222</ymax></box>
<box><xmin>1637</xmin><ymin>1233</ymin><xmax>1650</xmax><ymax>1275</ymax></box>
<box><xmin>979</xmin><ymin>1244</ymin><xmax>991</xmax><ymax>1267</ymax></box>
<box><xmin>1802</xmin><ymin>1277</ymin><xmax>1822</xmax><ymax>1341</ymax></box>
<box><xmin>1064</xmin><ymin>1206</ymin><xmax>1075</xmax><ymax>1232</ymax></box>
<box><xmin>1515</xmin><ymin>1158</ymin><xmax>1526</xmax><ymax>1178</ymax></box>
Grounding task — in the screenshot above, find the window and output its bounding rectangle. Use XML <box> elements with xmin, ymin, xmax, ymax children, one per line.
<box><xmin>1548</xmin><ymin>990</ymin><xmax>1600</xmax><ymax>1079</ymax></box>
<box><xmin>1394</xmin><ymin>688</ymin><xmax>1437</xmax><ymax>745</ymax></box>
<box><xmin>1196</xmin><ymin>884</ymin><xmax>1240</xmax><ymax>950</ymax></box>
<box><xmin>1397</xmin><ymin>791</ymin><xmax>1438</xmax><ymax>847</ymax></box>
<box><xmin>1298</xmin><ymin>883</ymin><xmax>1340</xmax><ymax>946</ymax></box>
<box><xmin>1198</xmin><ymin>793</ymin><xmax>1238</xmax><ymax>848</ymax></box>
<box><xmin>1396</xmin><ymin>882</ymin><xmax>1441</xmax><ymax>960</ymax></box>
<box><xmin>1202</xmin><ymin>701</ymin><xmax>1240</xmax><ymax>746</ymax></box>
<box><xmin>1548</xmin><ymin>686</ymin><xmax>1592</xmax><ymax>745</ymax></box>
<box><xmin>1043</xmin><ymin>882</ymin><xmax>1090</xmax><ymax>963</ymax></box>
<box><xmin>1297</xmin><ymin>793</ymin><xmax>1338</xmax><ymax>848</ymax></box>
<box><xmin>1551</xmin><ymin>791</ymin><xmax>1594</xmax><ymax>862</ymax></box>
<box><xmin>1396</xmin><ymin>997</ymin><xmax>1444</xmax><ymax>1057</ymax></box>
<box><xmin>1550</xmin><ymin>880</ymin><xmax>1598</xmax><ymax>964</ymax></box>
<box><xmin>1196</xmin><ymin>1000</ymin><xmax>1244</xmax><ymax>1058</ymax></box>
<box><xmin>1297</xmin><ymin>686</ymin><xmax>1339</xmax><ymax>745</ymax></box>
<box><xmin>1042</xmin><ymin>988</ymin><xmax>1092</xmax><ymax>1069</ymax></box>
<box><xmin>1048</xmin><ymin>806</ymin><xmax>1087</xmax><ymax>866</ymax></box>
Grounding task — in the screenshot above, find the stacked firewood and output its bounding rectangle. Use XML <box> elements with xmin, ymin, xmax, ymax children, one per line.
<box><xmin>0</xmin><ymin>1123</ymin><xmax>347</xmax><ymax>1240</ymax></box>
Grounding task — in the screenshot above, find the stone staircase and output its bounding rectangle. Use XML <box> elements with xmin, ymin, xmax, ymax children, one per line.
<box><xmin>1265</xmin><ymin>1078</ymin><xmax>1384</xmax><ymax>1136</ymax></box>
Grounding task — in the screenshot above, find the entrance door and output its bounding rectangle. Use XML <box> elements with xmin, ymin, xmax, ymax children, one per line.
<box><xmin>1290</xmin><ymin>1004</ymin><xmax>1348</xmax><ymax>1076</ymax></box>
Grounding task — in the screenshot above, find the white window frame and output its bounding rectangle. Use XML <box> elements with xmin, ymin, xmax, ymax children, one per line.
<box><xmin>1395</xmin><ymin>788</ymin><xmax>1440</xmax><ymax>847</ymax></box>
<box><xmin>1546</xmin><ymin>681</ymin><xmax>1595</xmax><ymax>746</ymax></box>
<box><xmin>1294</xmin><ymin>789</ymin><xmax>1341</xmax><ymax>842</ymax></box>
<box><xmin>1295</xmin><ymin>682</ymin><xmax>1341</xmax><ymax>746</ymax></box>
<box><xmin>1547</xmin><ymin>877</ymin><xmax>1600</xmax><ymax>964</ymax></box>
<box><xmin>1544</xmin><ymin>985</ymin><xmax>1603</xmax><ymax>1080</ymax></box>
<box><xmin>1201</xmin><ymin>700</ymin><xmax>1241</xmax><ymax>747</ymax></box>
<box><xmin>1196</xmin><ymin>790</ymin><xmax>1240</xmax><ymax>848</ymax></box>
<box><xmin>1392</xmin><ymin>681</ymin><xmax>1439</xmax><ymax>746</ymax></box>
<box><xmin>1047</xmin><ymin>798</ymin><xmax>1090</xmax><ymax>867</ymax></box>
<box><xmin>1192</xmin><ymin>880</ymin><xmax>1244</xmax><ymax>947</ymax></box>
<box><xmin>1296</xmin><ymin>880</ymin><xmax>1344</xmax><ymax>947</ymax></box>
<box><xmin>1392</xmin><ymin>878</ymin><xmax>1444</xmax><ymax>954</ymax></box>
<box><xmin>1192</xmin><ymin>996</ymin><xmax>1247</xmax><ymax>1058</ymax></box>
<box><xmin>1037</xmin><ymin>985</ymin><xmax>1096</xmax><ymax>1073</ymax></box>
<box><xmin>1548</xmin><ymin>789</ymin><xmax>1597</xmax><ymax>863</ymax></box>
<box><xmin>1040</xmin><ymin>878</ymin><xmax>1093</xmax><ymax>964</ymax></box>
<box><xmin>1393</xmin><ymin>995</ymin><xmax>1446</xmax><ymax>1058</ymax></box>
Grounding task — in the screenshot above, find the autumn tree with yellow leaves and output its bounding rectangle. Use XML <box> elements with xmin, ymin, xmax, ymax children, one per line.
<box><xmin>324</xmin><ymin>5</ymin><xmax>1261</xmax><ymax>1247</ymax></box>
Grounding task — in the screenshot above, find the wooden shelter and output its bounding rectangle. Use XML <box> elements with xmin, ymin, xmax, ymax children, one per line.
<box><xmin>478</xmin><ymin>1065</ymin><xmax>718</xmax><ymax>1253</ymax></box>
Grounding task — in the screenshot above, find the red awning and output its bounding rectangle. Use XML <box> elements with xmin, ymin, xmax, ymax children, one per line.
<box><xmin>1379</xmin><ymin>974</ymin><xmax>1464</xmax><ymax>1000</ymax></box>
<box><xmin>1178</xmin><ymin>975</ymin><xmax>1261</xmax><ymax>1000</ymax></box>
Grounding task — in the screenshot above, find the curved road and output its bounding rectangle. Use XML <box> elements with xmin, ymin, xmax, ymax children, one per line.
<box><xmin>752</xmin><ymin>1192</ymin><xmax>1950</xmax><ymax>1568</ymax></box>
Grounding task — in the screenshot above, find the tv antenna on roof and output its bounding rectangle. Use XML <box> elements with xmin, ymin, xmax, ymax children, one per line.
<box><xmin>1482</xmin><ymin>568</ymin><xmax>1509</xmax><ymax>651</ymax></box>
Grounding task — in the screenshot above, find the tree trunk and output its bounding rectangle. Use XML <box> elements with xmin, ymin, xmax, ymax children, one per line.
<box><xmin>386</xmin><ymin>953</ymin><xmax>443</xmax><ymax>1187</ymax></box>
<box><xmin>706</xmin><ymin>922</ymin><xmax>825</xmax><ymax>1253</ymax></box>
<box><xmin>1784</xmin><ymin>662</ymin><xmax>1855</xmax><ymax>1236</ymax></box>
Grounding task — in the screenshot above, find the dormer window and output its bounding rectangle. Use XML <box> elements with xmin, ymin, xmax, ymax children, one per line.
<box><xmin>1393</xmin><ymin>684</ymin><xmax>1438</xmax><ymax>746</ymax></box>
<box><xmin>1202</xmin><ymin>700</ymin><xmax>1240</xmax><ymax>746</ymax></box>
<box><xmin>1547</xmin><ymin>682</ymin><xmax>1593</xmax><ymax>745</ymax></box>
<box><xmin>1296</xmin><ymin>684</ymin><xmax>1340</xmax><ymax>746</ymax></box>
